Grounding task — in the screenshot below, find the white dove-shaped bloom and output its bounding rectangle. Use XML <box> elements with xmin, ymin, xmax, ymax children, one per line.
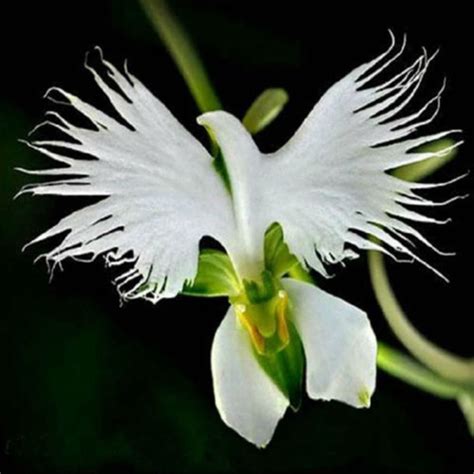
<box><xmin>18</xmin><ymin>34</ymin><xmax>461</xmax><ymax>447</ymax></box>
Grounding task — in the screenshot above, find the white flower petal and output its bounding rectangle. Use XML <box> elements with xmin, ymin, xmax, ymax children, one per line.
<box><xmin>199</xmin><ymin>33</ymin><xmax>460</xmax><ymax>281</ymax></box>
<box><xmin>283</xmin><ymin>278</ymin><xmax>377</xmax><ymax>408</ymax></box>
<box><xmin>211</xmin><ymin>306</ymin><xmax>289</xmax><ymax>447</ymax></box>
<box><xmin>266</xmin><ymin>34</ymin><xmax>461</xmax><ymax>279</ymax></box>
<box><xmin>19</xmin><ymin>52</ymin><xmax>237</xmax><ymax>302</ymax></box>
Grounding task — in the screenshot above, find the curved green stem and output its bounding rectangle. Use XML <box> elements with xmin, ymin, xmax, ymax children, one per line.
<box><xmin>377</xmin><ymin>342</ymin><xmax>466</xmax><ymax>399</ymax></box>
<box><xmin>139</xmin><ymin>0</ymin><xmax>222</xmax><ymax>113</ymax></box>
<box><xmin>457</xmin><ymin>392</ymin><xmax>474</xmax><ymax>436</ymax></box>
<box><xmin>368</xmin><ymin>250</ymin><xmax>474</xmax><ymax>384</ymax></box>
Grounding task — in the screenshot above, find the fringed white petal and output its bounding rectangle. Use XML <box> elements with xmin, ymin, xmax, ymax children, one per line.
<box><xmin>200</xmin><ymin>33</ymin><xmax>462</xmax><ymax>281</ymax></box>
<box><xmin>211</xmin><ymin>306</ymin><xmax>289</xmax><ymax>447</ymax></box>
<box><xmin>21</xmin><ymin>33</ymin><xmax>461</xmax><ymax>296</ymax></box>
<box><xmin>198</xmin><ymin>34</ymin><xmax>460</xmax><ymax>281</ymax></box>
<box><xmin>283</xmin><ymin>278</ymin><xmax>377</xmax><ymax>407</ymax></box>
<box><xmin>19</xmin><ymin>51</ymin><xmax>236</xmax><ymax>302</ymax></box>
<box><xmin>266</xmin><ymin>33</ymin><xmax>462</xmax><ymax>279</ymax></box>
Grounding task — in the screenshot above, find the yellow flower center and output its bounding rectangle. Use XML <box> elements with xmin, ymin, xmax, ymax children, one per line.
<box><xmin>234</xmin><ymin>289</ymin><xmax>290</xmax><ymax>355</ymax></box>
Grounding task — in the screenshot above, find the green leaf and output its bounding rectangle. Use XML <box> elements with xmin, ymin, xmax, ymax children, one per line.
<box><xmin>254</xmin><ymin>322</ymin><xmax>304</xmax><ymax>410</ymax></box>
<box><xmin>182</xmin><ymin>249</ymin><xmax>240</xmax><ymax>297</ymax></box>
<box><xmin>264</xmin><ymin>223</ymin><xmax>298</xmax><ymax>277</ymax></box>
<box><xmin>243</xmin><ymin>88</ymin><xmax>289</xmax><ymax>135</ymax></box>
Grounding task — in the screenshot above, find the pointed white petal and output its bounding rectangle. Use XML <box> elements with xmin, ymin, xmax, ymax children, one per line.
<box><xmin>211</xmin><ymin>306</ymin><xmax>289</xmax><ymax>447</ymax></box>
<box><xmin>283</xmin><ymin>278</ymin><xmax>377</xmax><ymax>408</ymax></box>
<box><xmin>20</xmin><ymin>53</ymin><xmax>237</xmax><ymax>302</ymax></box>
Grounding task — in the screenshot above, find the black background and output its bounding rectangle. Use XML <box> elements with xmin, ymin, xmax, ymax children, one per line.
<box><xmin>0</xmin><ymin>1</ymin><xmax>472</xmax><ymax>473</ymax></box>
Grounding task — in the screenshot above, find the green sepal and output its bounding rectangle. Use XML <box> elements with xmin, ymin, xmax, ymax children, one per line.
<box><xmin>182</xmin><ymin>249</ymin><xmax>240</xmax><ymax>297</ymax></box>
<box><xmin>254</xmin><ymin>322</ymin><xmax>305</xmax><ymax>410</ymax></box>
<box><xmin>242</xmin><ymin>270</ymin><xmax>279</xmax><ymax>304</ymax></box>
<box><xmin>264</xmin><ymin>223</ymin><xmax>298</xmax><ymax>277</ymax></box>
<box><xmin>243</xmin><ymin>88</ymin><xmax>289</xmax><ymax>135</ymax></box>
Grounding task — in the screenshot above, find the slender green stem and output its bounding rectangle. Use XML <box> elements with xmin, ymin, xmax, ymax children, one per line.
<box><xmin>377</xmin><ymin>342</ymin><xmax>465</xmax><ymax>399</ymax></box>
<box><xmin>368</xmin><ymin>250</ymin><xmax>474</xmax><ymax>384</ymax></box>
<box><xmin>457</xmin><ymin>392</ymin><xmax>474</xmax><ymax>436</ymax></box>
<box><xmin>139</xmin><ymin>0</ymin><xmax>222</xmax><ymax>113</ymax></box>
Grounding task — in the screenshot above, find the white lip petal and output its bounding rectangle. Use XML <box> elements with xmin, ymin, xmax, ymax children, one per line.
<box><xmin>211</xmin><ymin>306</ymin><xmax>289</xmax><ymax>447</ymax></box>
<box><xmin>19</xmin><ymin>52</ymin><xmax>236</xmax><ymax>302</ymax></box>
<box><xmin>283</xmin><ymin>278</ymin><xmax>377</xmax><ymax>408</ymax></box>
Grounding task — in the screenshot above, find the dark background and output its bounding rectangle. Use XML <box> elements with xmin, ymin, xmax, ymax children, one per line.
<box><xmin>1</xmin><ymin>1</ymin><xmax>472</xmax><ymax>473</ymax></box>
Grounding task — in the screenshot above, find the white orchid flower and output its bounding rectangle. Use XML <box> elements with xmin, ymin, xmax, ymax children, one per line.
<box><xmin>18</xmin><ymin>33</ymin><xmax>461</xmax><ymax>447</ymax></box>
